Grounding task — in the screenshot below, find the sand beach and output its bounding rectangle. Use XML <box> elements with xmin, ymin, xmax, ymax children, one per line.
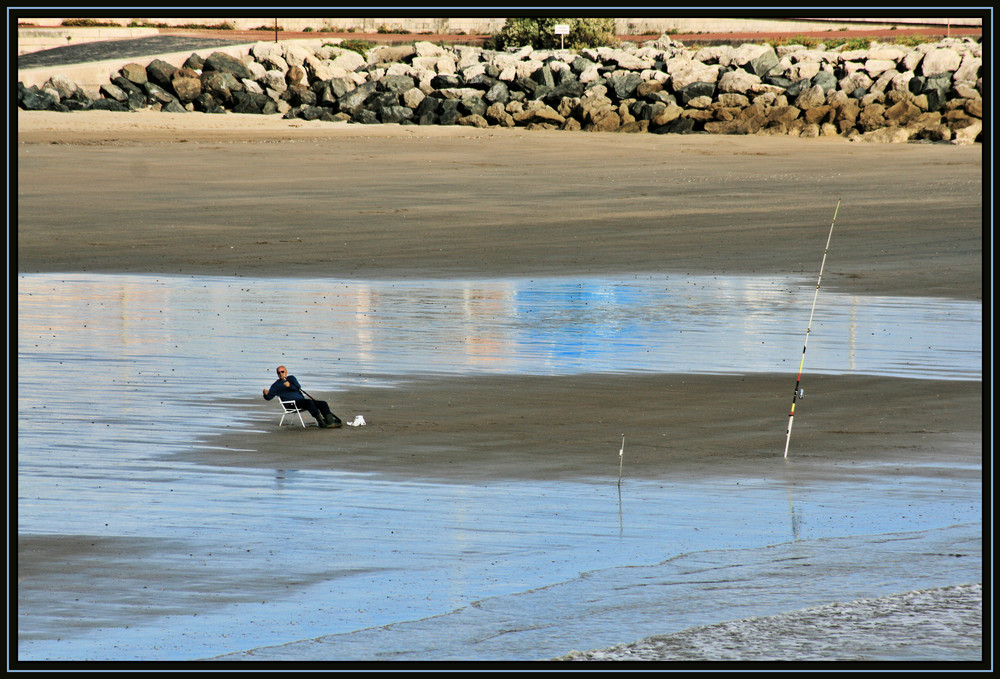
<box><xmin>16</xmin><ymin>109</ymin><xmax>984</xmax><ymax>663</ymax></box>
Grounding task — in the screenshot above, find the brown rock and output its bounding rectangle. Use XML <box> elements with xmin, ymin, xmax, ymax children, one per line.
<box><xmin>858</xmin><ymin>103</ymin><xmax>886</xmax><ymax>132</ymax></box>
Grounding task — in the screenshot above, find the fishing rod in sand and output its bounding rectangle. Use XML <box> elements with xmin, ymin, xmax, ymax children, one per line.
<box><xmin>783</xmin><ymin>199</ymin><xmax>841</xmax><ymax>459</ymax></box>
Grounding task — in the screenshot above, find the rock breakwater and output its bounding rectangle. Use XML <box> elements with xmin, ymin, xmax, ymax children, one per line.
<box><xmin>17</xmin><ymin>35</ymin><xmax>983</xmax><ymax>143</ymax></box>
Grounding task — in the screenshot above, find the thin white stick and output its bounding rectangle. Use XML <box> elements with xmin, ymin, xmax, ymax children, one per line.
<box><xmin>617</xmin><ymin>434</ymin><xmax>625</xmax><ymax>485</ymax></box>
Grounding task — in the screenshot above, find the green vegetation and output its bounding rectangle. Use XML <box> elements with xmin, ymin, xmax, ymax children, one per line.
<box><xmin>762</xmin><ymin>33</ymin><xmax>957</xmax><ymax>50</ymax></box>
<box><xmin>60</xmin><ymin>18</ymin><xmax>119</xmax><ymax>27</ymax></box>
<box><xmin>174</xmin><ymin>22</ymin><xmax>236</xmax><ymax>30</ymax></box>
<box><xmin>120</xmin><ymin>20</ymin><xmax>236</xmax><ymax>30</ymax></box>
<box><xmin>485</xmin><ymin>17</ymin><xmax>618</xmax><ymax>50</ymax></box>
<box><xmin>328</xmin><ymin>39</ymin><xmax>376</xmax><ymax>57</ymax></box>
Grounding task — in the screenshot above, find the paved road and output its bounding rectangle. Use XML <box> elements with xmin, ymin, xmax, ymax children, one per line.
<box><xmin>16</xmin><ymin>36</ymin><xmax>250</xmax><ymax>69</ymax></box>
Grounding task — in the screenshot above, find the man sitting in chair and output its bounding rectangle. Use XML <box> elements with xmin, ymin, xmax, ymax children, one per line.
<box><xmin>263</xmin><ymin>365</ymin><xmax>342</xmax><ymax>428</ymax></box>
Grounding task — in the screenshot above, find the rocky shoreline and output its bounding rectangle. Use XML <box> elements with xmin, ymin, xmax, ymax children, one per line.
<box><xmin>17</xmin><ymin>35</ymin><xmax>983</xmax><ymax>143</ymax></box>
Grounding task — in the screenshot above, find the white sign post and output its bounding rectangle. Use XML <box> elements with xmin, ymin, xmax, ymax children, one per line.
<box><xmin>554</xmin><ymin>23</ymin><xmax>569</xmax><ymax>50</ymax></box>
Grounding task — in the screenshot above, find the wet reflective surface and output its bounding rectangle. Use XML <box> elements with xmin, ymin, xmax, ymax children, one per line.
<box><xmin>16</xmin><ymin>273</ymin><xmax>982</xmax><ymax>661</ymax></box>
<box><xmin>17</xmin><ymin>272</ymin><xmax>982</xmax><ymax>393</ymax></box>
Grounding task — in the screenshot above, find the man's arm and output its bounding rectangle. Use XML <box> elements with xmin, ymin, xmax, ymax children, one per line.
<box><xmin>262</xmin><ymin>380</ymin><xmax>278</xmax><ymax>400</ymax></box>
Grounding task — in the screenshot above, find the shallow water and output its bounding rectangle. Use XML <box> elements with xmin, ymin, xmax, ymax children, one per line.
<box><xmin>16</xmin><ymin>273</ymin><xmax>983</xmax><ymax>662</ymax></box>
<box><xmin>555</xmin><ymin>581</ymin><xmax>983</xmax><ymax>662</ymax></box>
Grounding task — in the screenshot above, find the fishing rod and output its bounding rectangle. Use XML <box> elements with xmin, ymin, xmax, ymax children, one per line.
<box><xmin>783</xmin><ymin>199</ymin><xmax>841</xmax><ymax>459</ymax></box>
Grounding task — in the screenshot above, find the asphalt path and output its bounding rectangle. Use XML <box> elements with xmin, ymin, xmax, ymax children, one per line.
<box><xmin>16</xmin><ymin>36</ymin><xmax>250</xmax><ymax>69</ymax></box>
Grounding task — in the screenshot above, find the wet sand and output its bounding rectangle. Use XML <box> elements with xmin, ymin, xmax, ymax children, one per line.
<box><xmin>16</xmin><ymin>110</ymin><xmax>984</xmax><ymax>661</ymax></box>
<box><xmin>185</xmin><ymin>373</ymin><xmax>983</xmax><ymax>484</ymax></box>
<box><xmin>18</xmin><ymin>110</ymin><xmax>981</xmax><ymax>300</ymax></box>
<box><xmin>17</xmin><ymin>109</ymin><xmax>984</xmax><ymax>475</ymax></box>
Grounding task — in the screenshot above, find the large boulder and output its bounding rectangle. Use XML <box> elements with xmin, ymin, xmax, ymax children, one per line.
<box><xmin>667</xmin><ymin>59</ymin><xmax>721</xmax><ymax>90</ymax></box>
<box><xmin>251</xmin><ymin>41</ymin><xmax>288</xmax><ymax>71</ymax></box>
<box><xmin>606</xmin><ymin>71</ymin><xmax>643</xmax><ymax>100</ymax></box>
<box><xmin>329</xmin><ymin>49</ymin><xmax>367</xmax><ymax>73</ymax></box>
<box><xmin>337</xmin><ymin>81</ymin><xmax>378</xmax><ymax>114</ymax></box>
<box><xmin>920</xmin><ymin>48</ymin><xmax>962</xmax><ymax>76</ymax></box>
<box><xmin>145</xmin><ymin>59</ymin><xmax>178</xmax><ymax>89</ymax></box>
<box><xmin>120</xmin><ymin>62</ymin><xmax>148</xmax><ymax>85</ymax></box>
<box><xmin>724</xmin><ymin>43</ymin><xmax>778</xmax><ymax>78</ymax></box>
<box><xmin>203</xmin><ymin>52</ymin><xmax>254</xmax><ymax>80</ymax></box>
<box><xmin>19</xmin><ymin>85</ymin><xmax>58</xmax><ymax>110</ymax></box>
<box><xmin>717</xmin><ymin>68</ymin><xmax>760</xmax><ymax>94</ymax></box>
<box><xmin>171</xmin><ymin>75</ymin><xmax>202</xmax><ymax>102</ymax></box>
<box><xmin>43</xmin><ymin>74</ymin><xmax>78</xmax><ymax>100</ymax></box>
<box><xmin>201</xmin><ymin>70</ymin><xmax>243</xmax><ymax>104</ymax></box>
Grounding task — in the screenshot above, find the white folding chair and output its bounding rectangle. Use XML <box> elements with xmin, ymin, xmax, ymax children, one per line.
<box><xmin>278</xmin><ymin>399</ymin><xmax>306</xmax><ymax>427</ymax></box>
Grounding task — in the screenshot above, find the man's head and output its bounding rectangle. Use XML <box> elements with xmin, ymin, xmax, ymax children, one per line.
<box><xmin>276</xmin><ymin>366</ymin><xmax>287</xmax><ymax>377</ymax></box>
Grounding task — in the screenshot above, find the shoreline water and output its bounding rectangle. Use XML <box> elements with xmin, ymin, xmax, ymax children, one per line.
<box><xmin>16</xmin><ymin>115</ymin><xmax>984</xmax><ymax>664</ymax></box>
<box><xmin>553</xmin><ymin>581</ymin><xmax>983</xmax><ymax>663</ymax></box>
<box><xmin>17</xmin><ymin>271</ymin><xmax>984</xmax><ymax>663</ymax></box>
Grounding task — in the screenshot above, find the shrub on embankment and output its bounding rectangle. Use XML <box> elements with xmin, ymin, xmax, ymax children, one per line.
<box><xmin>17</xmin><ymin>34</ymin><xmax>983</xmax><ymax>143</ymax></box>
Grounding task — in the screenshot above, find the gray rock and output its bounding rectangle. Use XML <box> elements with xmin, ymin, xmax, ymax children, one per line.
<box><xmin>143</xmin><ymin>81</ymin><xmax>178</xmax><ymax>105</ymax></box>
<box><xmin>162</xmin><ymin>99</ymin><xmax>188</xmax><ymax>113</ymax></box>
<box><xmin>194</xmin><ymin>92</ymin><xmax>219</xmax><ymax>112</ymax></box>
<box><xmin>201</xmin><ymin>70</ymin><xmax>242</xmax><ymax>103</ymax></box>
<box><xmin>570</xmin><ymin>56</ymin><xmax>597</xmax><ymax>74</ymax></box>
<box><xmin>794</xmin><ymin>84</ymin><xmax>827</xmax><ymax>110</ymax></box>
<box><xmin>369</xmin><ymin>44</ymin><xmax>416</xmax><ymax>66</ymax></box>
<box><xmin>607</xmin><ymin>71</ymin><xmax>643</xmax><ymax>100</ymax></box>
<box><xmin>726</xmin><ymin>43</ymin><xmax>778</xmax><ymax>77</ymax></box>
<box><xmin>36</xmin><ymin>35</ymin><xmax>981</xmax><ymax>143</ymax></box>
<box><xmin>90</xmin><ymin>97</ymin><xmax>127</xmax><ymax>111</ymax></box>
<box><xmin>338</xmin><ymin>81</ymin><xmax>378</xmax><ymax>114</ymax></box>
<box><xmin>44</xmin><ymin>74</ymin><xmax>78</xmax><ymax>100</ymax></box>
<box><xmin>100</xmin><ymin>82</ymin><xmax>128</xmax><ymax>102</ymax></box>
<box><xmin>204</xmin><ymin>52</ymin><xmax>254</xmax><ymax>80</ymax></box>
<box><xmin>231</xmin><ymin>90</ymin><xmax>275</xmax><ymax>114</ymax></box>
<box><xmin>252</xmin><ymin>41</ymin><xmax>288</xmax><ymax>71</ymax></box>
<box><xmin>668</xmin><ymin>59</ymin><xmax>721</xmax><ymax>90</ymax></box>
<box><xmin>431</xmin><ymin>74</ymin><xmax>463</xmax><ymax>89</ymax></box>
<box><xmin>717</xmin><ymin>68</ymin><xmax>760</xmax><ymax>94</ymax></box>
<box><xmin>401</xmin><ymin>86</ymin><xmax>425</xmax><ymax>109</ymax></box>
<box><xmin>920</xmin><ymin>48</ymin><xmax>962</xmax><ymax>76</ymax></box>
<box><xmin>145</xmin><ymin>59</ymin><xmax>178</xmax><ymax>89</ymax></box>
<box><xmin>458</xmin><ymin>95</ymin><xmax>487</xmax><ymax>117</ymax></box>
<box><xmin>485</xmin><ymin>81</ymin><xmax>510</xmax><ymax>104</ymax></box>
<box><xmin>380</xmin><ymin>74</ymin><xmax>417</xmax><ymax>93</ymax></box>
<box><xmin>120</xmin><ymin>62</ymin><xmax>148</xmax><ymax>85</ymax></box>
<box><xmin>532</xmin><ymin>64</ymin><xmax>556</xmax><ymax>89</ymax></box>
<box><xmin>953</xmin><ymin>55</ymin><xmax>982</xmax><ymax>82</ymax></box>
<box><xmin>262</xmin><ymin>70</ymin><xmax>288</xmax><ymax>95</ymax></box>
<box><xmin>378</xmin><ymin>105</ymin><xmax>414</xmax><ymax>123</ymax></box>
<box><xmin>677</xmin><ymin>81</ymin><xmax>715</xmax><ymax>105</ymax></box>
<box><xmin>437</xmin><ymin>107</ymin><xmax>463</xmax><ymax>125</ymax></box>
<box><xmin>326</xmin><ymin>77</ymin><xmax>356</xmax><ymax>98</ymax></box>
<box><xmin>811</xmin><ymin>70</ymin><xmax>838</xmax><ymax>92</ymax></box>
<box><xmin>19</xmin><ymin>86</ymin><xmax>58</xmax><ymax>110</ymax></box>
<box><xmin>182</xmin><ymin>53</ymin><xmax>205</xmax><ymax>71</ymax></box>
<box><xmin>112</xmin><ymin>75</ymin><xmax>144</xmax><ymax>97</ymax></box>
<box><xmin>350</xmin><ymin>109</ymin><xmax>380</xmax><ymax>124</ymax></box>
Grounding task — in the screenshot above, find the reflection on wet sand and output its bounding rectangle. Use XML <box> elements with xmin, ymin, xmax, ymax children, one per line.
<box><xmin>16</xmin><ymin>273</ymin><xmax>982</xmax><ymax>661</ymax></box>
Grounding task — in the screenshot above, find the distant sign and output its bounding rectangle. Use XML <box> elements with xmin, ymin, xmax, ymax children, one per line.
<box><xmin>553</xmin><ymin>24</ymin><xmax>570</xmax><ymax>35</ymax></box>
